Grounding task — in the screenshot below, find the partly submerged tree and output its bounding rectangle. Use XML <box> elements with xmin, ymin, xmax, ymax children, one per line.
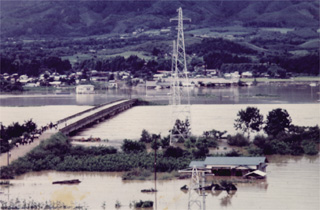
<box><xmin>264</xmin><ymin>108</ymin><xmax>292</xmax><ymax>137</ymax></box>
<box><xmin>234</xmin><ymin>107</ymin><xmax>264</xmax><ymax>139</ymax></box>
<box><xmin>171</xmin><ymin>119</ymin><xmax>191</xmax><ymax>138</ymax></box>
<box><xmin>140</xmin><ymin>129</ymin><xmax>152</xmax><ymax>143</ymax></box>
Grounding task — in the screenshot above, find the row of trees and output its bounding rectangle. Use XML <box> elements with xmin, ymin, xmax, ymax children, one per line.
<box><xmin>234</xmin><ymin>107</ymin><xmax>292</xmax><ymax>139</ymax></box>
<box><xmin>1</xmin><ymin>36</ymin><xmax>318</xmax><ymax>79</ymax></box>
<box><xmin>233</xmin><ymin>107</ymin><xmax>319</xmax><ymax>155</ymax></box>
<box><xmin>264</xmin><ymin>54</ymin><xmax>319</xmax><ymax>76</ymax></box>
<box><xmin>0</xmin><ymin>56</ymin><xmax>72</xmax><ymax>76</ymax></box>
<box><xmin>77</xmin><ymin>55</ymin><xmax>171</xmax><ymax>79</ymax></box>
<box><xmin>0</xmin><ymin>120</ymin><xmax>37</xmax><ymax>153</ymax></box>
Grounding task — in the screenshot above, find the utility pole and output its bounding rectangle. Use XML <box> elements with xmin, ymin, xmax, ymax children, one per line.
<box><xmin>169</xmin><ymin>7</ymin><xmax>192</xmax><ymax>145</ymax></box>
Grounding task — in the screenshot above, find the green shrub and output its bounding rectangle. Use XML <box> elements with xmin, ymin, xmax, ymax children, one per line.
<box><xmin>121</xmin><ymin>139</ymin><xmax>146</xmax><ymax>153</ymax></box>
<box><xmin>163</xmin><ymin>146</ymin><xmax>184</xmax><ymax>158</ymax></box>
<box><xmin>247</xmin><ymin>145</ymin><xmax>263</xmax><ymax>156</ymax></box>
<box><xmin>227</xmin><ymin>133</ymin><xmax>250</xmax><ymax>147</ymax></box>
<box><xmin>122</xmin><ymin>168</ymin><xmax>152</xmax><ymax>180</ymax></box>
<box><xmin>253</xmin><ymin>135</ymin><xmax>268</xmax><ymax>148</ymax></box>
<box><xmin>160</xmin><ymin>135</ymin><xmax>170</xmax><ymax>148</ymax></box>
<box><xmin>302</xmin><ymin>140</ymin><xmax>318</xmax><ymax>155</ymax></box>
<box><xmin>225</xmin><ymin>149</ymin><xmax>241</xmax><ymax>156</ymax></box>
<box><xmin>270</xmin><ymin>140</ymin><xmax>291</xmax><ymax>155</ymax></box>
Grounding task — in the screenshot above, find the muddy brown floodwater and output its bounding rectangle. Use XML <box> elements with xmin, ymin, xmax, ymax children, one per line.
<box><xmin>0</xmin><ymin>155</ymin><xmax>318</xmax><ymax>210</ymax></box>
<box><xmin>0</xmin><ymin>84</ymin><xmax>319</xmax><ymax>209</ymax></box>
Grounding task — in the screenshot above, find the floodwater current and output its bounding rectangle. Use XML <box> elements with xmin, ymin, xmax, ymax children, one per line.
<box><xmin>0</xmin><ymin>83</ymin><xmax>319</xmax><ymax>209</ymax></box>
<box><xmin>0</xmin><ymin>156</ymin><xmax>319</xmax><ymax>210</ymax></box>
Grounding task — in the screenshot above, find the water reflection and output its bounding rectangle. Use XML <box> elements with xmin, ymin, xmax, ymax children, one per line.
<box><xmin>0</xmin><ymin>83</ymin><xmax>319</xmax><ymax>107</ymax></box>
<box><xmin>220</xmin><ymin>193</ymin><xmax>234</xmax><ymax>207</ymax></box>
<box><xmin>76</xmin><ymin>94</ymin><xmax>95</xmax><ymax>105</ymax></box>
<box><xmin>74</xmin><ymin>104</ymin><xmax>320</xmax><ymax>142</ymax></box>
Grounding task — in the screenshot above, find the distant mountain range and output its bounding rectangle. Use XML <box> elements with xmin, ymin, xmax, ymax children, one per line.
<box><xmin>1</xmin><ymin>0</ymin><xmax>319</xmax><ymax>38</ymax></box>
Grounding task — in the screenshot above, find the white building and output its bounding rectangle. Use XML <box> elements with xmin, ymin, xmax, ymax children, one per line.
<box><xmin>242</xmin><ymin>71</ymin><xmax>253</xmax><ymax>78</ymax></box>
<box><xmin>76</xmin><ymin>85</ymin><xmax>95</xmax><ymax>94</ymax></box>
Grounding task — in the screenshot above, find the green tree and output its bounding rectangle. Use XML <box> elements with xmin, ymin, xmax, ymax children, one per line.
<box><xmin>234</xmin><ymin>107</ymin><xmax>264</xmax><ymax>139</ymax></box>
<box><xmin>121</xmin><ymin>139</ymin><xmax>146</xmax><ymax>153</ymax></box>
<box><xmin>160</xmin><ymin>135</ymin><xmax>170</xmax><ymax>148</ymax></box>
<box><xmin>171</xmin><ymin>119</ymin><xmax>191</xmax><ymax>138</ymax></box>
<box><xmin>140</xmin><ymin>129</ymin><xmax>152</xmax><ymax>143</ymax></box>
<box><xmin>227</xmin><ymin>133</ymin><xmax>250</xmax><ymax>147</ymax></box>
<box><xmin>151</xmin><ymin>134</ymin><xmax>161</xmax><ymax>150</ymax></box>
<box><xmin>264</xmin><ymin>108</ymin><xmax>292</xmax><ymax>137</ymax></box>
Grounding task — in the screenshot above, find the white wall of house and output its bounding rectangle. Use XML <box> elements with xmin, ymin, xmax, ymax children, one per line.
<box><xmin>76</xmin><ymin>85</ymin><xmax>95</xmax><ymax>94</ymax></box>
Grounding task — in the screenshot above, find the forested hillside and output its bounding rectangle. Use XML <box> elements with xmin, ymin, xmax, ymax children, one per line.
<box><xmin>1</xmin><ymin>0</ymin><xmax>319</xmax><ymax>38</ymax></box>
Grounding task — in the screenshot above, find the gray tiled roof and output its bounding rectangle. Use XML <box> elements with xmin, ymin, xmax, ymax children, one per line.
<box><xmin>189</xmin><ymin>161</ymin><xmax>205</xmax><ymax>168</ymax></box>
<box><xmin>204</xmin><ymin>157</ymin><xmax>266</xmax><ymax>166</ymax></box>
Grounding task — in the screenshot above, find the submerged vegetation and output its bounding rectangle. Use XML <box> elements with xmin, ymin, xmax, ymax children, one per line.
<box><xmin>134</xmin><ymin>200</ymin><xmax>154</xmax><ymax>208</ymax></box>
<box><xmin>0</xmin><ymin>199</ymin><xmax>87</xmax><ymax>210</ymax></box>
<box><xmin>0</xmin><ymin>132</ymin><xmax>192</xmax><ymax>179</ymax></box>
<box><xmin>0</xmin><ymin>106</ymin><xmax>318</xmax><ymax>179</ymax></box>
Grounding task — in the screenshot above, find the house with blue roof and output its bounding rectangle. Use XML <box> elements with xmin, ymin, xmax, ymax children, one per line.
<box><xmin>188</xmin><ymin>157</ymin><xmax>268</xmax><ymax>177</ymax></box>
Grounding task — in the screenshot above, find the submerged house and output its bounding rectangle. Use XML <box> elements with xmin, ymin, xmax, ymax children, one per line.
<box><xmin>187</xmin><ymin>157</ymin><xmax>268</xmax><ymax>177</ymax></box>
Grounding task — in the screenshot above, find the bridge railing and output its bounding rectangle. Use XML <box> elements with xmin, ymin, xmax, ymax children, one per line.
<box><xmin>57</xmin><ymin>99</ymin><xmax>125</xmax><ymax>124</ymax></box>
<box><xmin>60</xmin><ymin>99</ymin><xmax>137</xmax><ymax>136</ymax></box>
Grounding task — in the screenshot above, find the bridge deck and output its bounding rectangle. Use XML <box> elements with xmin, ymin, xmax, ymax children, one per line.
<box><xmin>57</xmin><ymin>99</ymin><xmax>129</xmax><ymax>130</ymax></box>
<box><xmin>0</xmin><ymin>99</ymin><xmax>137</xmax><ymax>166</ymax></box>
<box><xmin>59</xmin><ymin>99</ymin><xmax>137</xmax><ymax>135</ymax></box>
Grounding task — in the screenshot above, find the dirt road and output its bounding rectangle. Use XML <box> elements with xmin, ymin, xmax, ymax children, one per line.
<box><xmin>0</xmin><ymin>130</ymin><xmax>57</xmax><ymax>167</ymax></box>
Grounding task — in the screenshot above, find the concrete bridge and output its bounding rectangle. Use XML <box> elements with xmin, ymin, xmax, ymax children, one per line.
<box><xmin>58</xmin><ymin>98</ymin><xmax>138</xmax><ymax>136</ymax></box>
<box><xmin>0</xmin><ymin>99</ymin><xmax>138</xmax><ymax>166</ymax></box>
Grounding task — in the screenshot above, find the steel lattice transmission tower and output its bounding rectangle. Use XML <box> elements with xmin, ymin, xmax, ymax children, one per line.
<box><xmin>188</xmin><ymin>166</ymin><xmax>203</xmax><ymax>210</ymax></box>
<box><xmin>169</xmin><ymin>7</ymin><xmax>191</xmax><ymax>144</ymax></box>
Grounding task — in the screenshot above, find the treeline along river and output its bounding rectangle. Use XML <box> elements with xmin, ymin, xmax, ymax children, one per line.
<box><xmin>0</xmin><ymin>83</ymin><xmax>319</xmax><ymax>209</ymax></box>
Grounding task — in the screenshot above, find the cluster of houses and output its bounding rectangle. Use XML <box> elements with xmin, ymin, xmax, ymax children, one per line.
<box><xmin>0</xmin><ymin>70</ymin><xmax>126</xmax><ymax>89</ymax></box>
<box><xmin>148</xmin><ymin>69</ymin><xmax>255</xmax><ymax>89</ymax></box>
<box><xmin>1</xmin><ymin>67</ymin><xmax>257</xmax><ymax>93</ymax></box>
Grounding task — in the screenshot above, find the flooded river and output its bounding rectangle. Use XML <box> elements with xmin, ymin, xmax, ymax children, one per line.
<box><xmin>0</xmin><ymin>83</ymin><xmax>319</xmax><ymax>209</ymax></box>
<box><xmin>0</xmin><ymin>155</ymin><xmax>318</xmax><ymax>210</ymax></box>
<box><xmin>73</xmin><ymin>104</ymin><xmax>319</xmax><ymax>145</ymax></box>
<box><xmin>0</xmin><ymin>82</ymin><xmax>319</xmax><ymax>107</ymax></box>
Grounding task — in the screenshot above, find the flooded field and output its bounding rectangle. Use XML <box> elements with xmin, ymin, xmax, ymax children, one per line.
<box><xmin>0</xmin><ymin>106</ymin><xmax>92</xmax><ymax>127</ymax></box>
<box><xmin>0</xmin><ymin>155</ymin><xmax>318</xmax><ymax>210</ymax></box>
<box><xmin>0</xmin><ymin>83</ymin><xmax>319</xmax><ymax>209</ymax></box>
<box><xmin>73</xmin><ymin>104</ymin><xmax>319</xmax><ymax>145</ymax></box>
